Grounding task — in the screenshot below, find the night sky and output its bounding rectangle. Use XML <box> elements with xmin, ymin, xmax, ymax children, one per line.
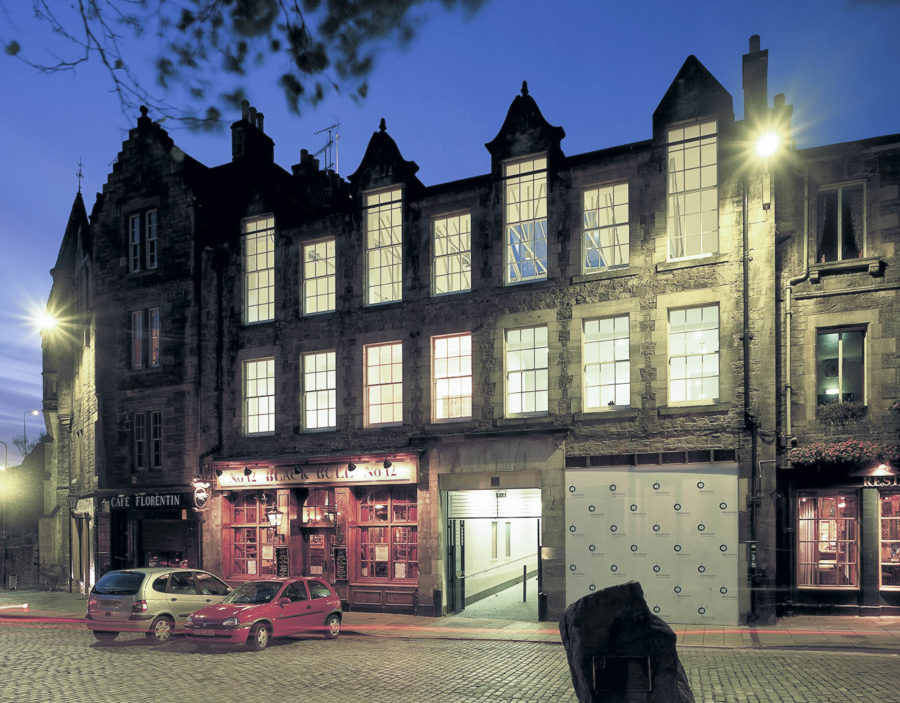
<box><xmin>1</xmin><ymin>0</ymin><xmax>898</xmax><ymax>463</ymax></box>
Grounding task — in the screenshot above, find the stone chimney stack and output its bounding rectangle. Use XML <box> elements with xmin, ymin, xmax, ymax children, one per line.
<box><xmin>742</xmin><ymin>34</ymin><xmax>769</xmax><ymax>125</ymax></box>
<box><xmin>231</xmin><ymin>99</ymin><xmax>275</xmax><ymax>163</ymax></box>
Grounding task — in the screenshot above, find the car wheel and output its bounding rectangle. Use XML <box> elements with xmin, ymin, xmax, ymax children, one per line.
<box><xmin>324</xmin><ymin>614</ymin><xmax>341</xmax><ymax>639</ymax></box>
<box><xmin>92</xmin><ymin>631</ymin><xmax>118</xmax><ymax>643</ymax></box>
<box><xmin>247</xmin><ymin>622</ymin><xmax>270</xmax><ymax>651</ymax></box>
<box><xmin>147</xmin><ymin>616</ymin><xmax>174</xmax><ymax>644</ymax></box>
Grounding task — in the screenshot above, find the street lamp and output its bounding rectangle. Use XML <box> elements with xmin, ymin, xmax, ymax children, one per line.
<box><xmin>0</xmin><ymin>440</ymin><xmax>7</xmax><ymax>471</ymax></box>
<box><xmin>23</xmin><ymin>409</ymin><xmax>41</xmax><ymax>454</ymax></box>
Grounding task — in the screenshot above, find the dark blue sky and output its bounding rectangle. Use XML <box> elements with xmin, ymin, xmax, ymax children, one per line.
<box><xmin>1</xmin><ymin>0</ymin><xmax>898</xmax><ymax>462</ymax></box>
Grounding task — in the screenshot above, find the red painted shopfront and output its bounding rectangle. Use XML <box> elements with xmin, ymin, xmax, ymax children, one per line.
<box><xmin>208</xmin><ymin>454</ymin><xmax>421</xmax><ymax>612</ymax></box>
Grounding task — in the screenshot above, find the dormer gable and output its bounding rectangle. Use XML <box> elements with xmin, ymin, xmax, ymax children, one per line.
<box><xmin>652</xmin><ymin>55</ymin><xmax>734</xmax><ymax>141</ymax></box>
<box><xmin>348</xmin><ymin>118</ymin><xmax>423</xmax><ymax>196</ymax></box>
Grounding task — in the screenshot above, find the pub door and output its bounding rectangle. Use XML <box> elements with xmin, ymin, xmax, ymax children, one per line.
<box><xmin>304</xmin><ymin>529</ymin><xmax>333</xmax><ymax>580</ymax></box>
<box><xmin>447</xmin><ymin>519</ymin><xmax>465</xmax><ymax>614</ymax></box>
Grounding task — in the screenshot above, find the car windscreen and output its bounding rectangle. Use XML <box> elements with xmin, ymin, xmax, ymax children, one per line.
<box><xmin>223</xmin><ymin>581</ymin><xmax>281</xmax><ymax>604</ymax></box>
<box><xmin>91</xmin><ymin>571</ymin><xmax>146</xmax><ymax>595</ymax></box>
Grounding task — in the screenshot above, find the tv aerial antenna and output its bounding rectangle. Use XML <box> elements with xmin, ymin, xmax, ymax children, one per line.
<box><xmin>314</xmin><ymin>121</ymin><xmax>341</xmax><ymax>175</ymax></box>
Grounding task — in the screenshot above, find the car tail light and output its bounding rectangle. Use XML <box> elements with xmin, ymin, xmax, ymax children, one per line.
<box><xmin>87</xmin><ymin>597</ymin><xmax>98</xmax><ymax>609</ymax></box>
<box><xmin>132</xmin><ymin>600</ymin><xmax>148</xmax><ymax>613</ymax></box>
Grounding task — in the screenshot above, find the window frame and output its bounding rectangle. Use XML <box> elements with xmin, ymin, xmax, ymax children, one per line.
<box><xmin>364</xmin><ymin>187</ymin><xmax>403</xmax><ymax>306</ymax></box>
<box><xmin>432</xmin><ymin>212</ymin><xmax>472</xmax><ymax>296</ymax></box>
<box><xmin>583</xmin><ymin>315</ymin><xmax>630</xmax><ymax>411</ymax></box>
<box><xmin>242</xmin><ymin>215</ymin><xmax>276</xmax><ymax>325</ymax></box>
<box><xmin>302</xmin><ymin>350</ymin><xmax>337</xmax><ymax>431</ymax></box>
<box><xmin>127</xmin><ymin>210</ymin><xmax>158</xmax><ymax>274</ymax></box>
<box><xmin>815</xmin><ymin>326</ymin><xmax>866</xmax><ymax>406</ymax></box>
<box><xmin>431</xmin><ymin>332</ymin><xmax>473</xmax><ymax>422</ymax></box>
<box><xmin>364</xmin><ymin>341</ymin><xmax>403</xmax><ymax>427</ymax></box>
<box><xmin>582</xmin><ymin>182</ymin><xmax>629</xmax><ymax>273</ymax></box>
<box><xmin>357</xmin><ymin>487</ymin><xmax>418</xmax><ymax>582</ymax></box>
<box><xmin>666</xmin><ymin>120</ymin><xmax>718</xmax><ymax>261</ymax></box>
<box><xmin>302</xmin><ymin>237</ymin><xmax>336</xmax><ymax>315</ymax></box>
<box><xmin>243</xmin><ymin>357</ymin><xmax>275</xmax><ymax>435</ymax></box>
<box><xmin>229</xmin><ymin>492</ymin><xmax>278</xmax><ymax>577</ymax></box>
<box><xmin>505</xmin><ymin>324</ymin><xmax>549</xmax><ymax>417</ymax></box>
<box><xmin>133</xmin><ymin>409</ymin><xmax>162</xmax><ymax>472</ymax></box>
<box><xmin>797</xmin><ymin>492</ymin><xmax>859</xmax><ymax>589</ymax></box>
<box><xmin>816</xmin><ymin>182</ymin><xmax>866</xmax><ymax>264</ymax></box>
<box><xmin>130</xmin><ymin>306</ymin><xmax>160</xmax><ymax>370</ymax></box>
<box><xmin>504</xmin><ymin>154</ymin><xmax>549</xmax><ymax>285</ymax></box>
<box><xmin>667</xmin><ymin>304</ymin><xmax>719</xmax><ymax>406</ymax></box>
<box><xmin>881</xmin><ymin>493</ymin><xmax>900</xmax><ymax>590</ymax></box>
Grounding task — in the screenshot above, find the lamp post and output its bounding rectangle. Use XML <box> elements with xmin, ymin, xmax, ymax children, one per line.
<box><xmin>23</xmin><ymin>409</ymin><xmax>41</xmax><ymax>455</ymax></box>
<box><xmin>0</xmin><ymin>441</ymin><xmax>7</xmax><ymax>541</ymax></box>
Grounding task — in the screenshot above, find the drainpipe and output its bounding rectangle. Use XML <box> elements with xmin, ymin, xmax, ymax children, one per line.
<box><xmin>785</xmin><ymin>165</ymin><xmax>810</xmax><ymax>440</ymax></box>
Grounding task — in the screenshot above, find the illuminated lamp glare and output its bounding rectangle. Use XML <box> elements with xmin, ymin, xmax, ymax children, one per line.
<box><xmin>755</xmin><ymin>132</ymin><xmax>779</xmax><ymax>158</ymax></box>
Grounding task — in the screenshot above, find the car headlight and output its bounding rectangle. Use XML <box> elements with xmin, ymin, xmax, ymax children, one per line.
<box><xmin>186</xmin><ymin>615</ymin><xmax>195</xmax><ymax>625</ymax></box>
<box><xmin>222</xmin><ymin>617</ymin><xmax>239</xmax><ymax>627</ymax></box>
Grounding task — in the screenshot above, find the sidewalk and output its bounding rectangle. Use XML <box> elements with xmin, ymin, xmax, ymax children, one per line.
<box><xmin>4</xmin><ymin>587</ymin><xmax>900</xmax><ymax>652</ymax></box>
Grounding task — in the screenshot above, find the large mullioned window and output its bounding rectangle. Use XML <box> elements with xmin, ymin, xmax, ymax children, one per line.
<box><xmin>244</xmin><ymin>358</ymin><xmax>275</xmax><ymax>434</ymax></box>
<box><xmin>583</xmin><ymin>183</ymin><xmax>629</xmax><ymax>272</ymax></box>
<box><xmin>504</xmin><ymin>156</ymin><xmax>548</xmax><ymax>283</ymax></box>
<box><xmin>303</xmin><ymin>239</ymin><xmax>336</xmax><ymax>314</ymax></box>
<box><xmin>667</xmin><ymin>121</ymin><xmax>718</xmax><ymax>260</ymax></box>
<box><xmin>506</xmin><ymin>325</ymin><xmax>548</xmax><ymax>415</ymax></box>
<box><xmin>668</xmin><ymin>304</ymin><xmax>719</xmax><ymax>404</ymax></box>
<box><xmin>365</xmin><ymin>342</ymin><xmax>403</xmax><ymax>426</ymax></box>
<box><xmin>432</xmin><ymin>333</ymin><xmax>472</xmax><ymax>421</ymax></box>
<box><xmin>583</xmin><ymin>316</ymin><xmax>629</xmax><ymax>410</ymax></box>
<box><xmin>243</xmin><ymin>216</ymin><xmax>275</xmax><ymax>324</ymax></box>
<box><xmin>365</xmin><ymin>188</ymin><xmax>402</xmax><ymax>305</ymax></box>
<box><xmin>433</xmin><ymin>213</ymin><xmax>472</xmax><ymax>295</ymax></box>
<box><xmin>303</xmin><ymin>351</ymin><xmax>336</xmax><ymax>430</ymax></box>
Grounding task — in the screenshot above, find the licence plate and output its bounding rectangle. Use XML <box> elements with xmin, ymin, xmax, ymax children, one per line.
<box><xmin>99</xmin><ymin>600</ymin><xmax>120</xmax><ymax>607</ymax></box>
<box><xmin>195</xmin><ymin>629</ymin><xmax>217</xmax><ymax>637</ymax></box>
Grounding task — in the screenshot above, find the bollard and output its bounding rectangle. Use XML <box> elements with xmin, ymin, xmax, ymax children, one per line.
<box><xmin>523</xmin><ymin>565</ymin><xmax>527</xmax><ymax>602</ymax></box>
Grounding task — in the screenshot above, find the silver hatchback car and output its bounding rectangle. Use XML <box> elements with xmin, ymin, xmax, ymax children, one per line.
<box><xmin>86</xmin><ymin>567</ymin><xmax>231</xmax><ymax>643</ymax></box>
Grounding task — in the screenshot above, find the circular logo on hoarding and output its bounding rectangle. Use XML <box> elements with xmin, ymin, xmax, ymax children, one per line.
<box><xmin>569</xmin><ymin>485</ymin><xmax>576</xmax><ymax>493</ymax></box>
<box><xmin>630</xmin><ymin>504</ymin><xmax>638</xmax><ymax>512</ymax></box>
<box><xmin>674</xmin><ymin>503</ymin><xmax>682</xmax><ymax>511</ymax></box>
<box><xmin>610</xmin><ymin>524</ymin><xmax>618</xmax><ymax>532</ymax></box>
<box><xmin>720</xmin><ymin>586</ymin><xmax>728</xmax><ymax>595</ymax></box>
<box><xmin>610</xmin><ymin>564</ymin><xmax>618</xmax><ymax>572</ymax></box>
<box><xmin>652</xmin><ymin>482</ymin><xmax>661</xmax><ymax>491</ymax></box>
<box><xmin>653</xmin><ymin>564</ymin><xmax>661</xmax><ymax>573</ymax></box>
<box><xmin>609</xmin><ymin>484</ymin><xmax>617</xmax><ymax>492</ymax></box>
<box><xmin>653</xmin><ymin>605</ymin><xmax>661</xmax><ymax>614</ymax></box>
<box><xmin>720</xmin><ymin>544</ymin><xmax>728</xmax><ymax>552</ymax></box>
<box><xmin>589</xmin><ymin>584</ymin><xmax>597</xmax><ymax>592</ymax></box>
<box><xmin>569</xmin><ymin>524</ymin><xmax>577</xmax><ymax>533</ymax></box>
<box><xmin>698</xmin><ymin>607</ymin><xmax>706</xmax><ymax>615</ymax></box>
<box><xmin>630</xmin><ymin>544</ymin><xmax>638</xmax><ymax>552</ymax></box>
<box><xmin>674</xmin><ymin>544</ymin><xmax>682</xmax><ymax>552</ymax></box>
<box><xmin>697</xmin><ymin>523</ymin><xmax>706</xmax><ymax>532</ymax></box>
<box><xmin>653</xmin><ymin>524</ymin><xmax>661</xmax><ymax>532</ymax></box>
<box><xmin>720</xmin><ymin>502</ymin><xmax>728</xmax><ymax>510</ymax></box>
<box><xmin>698</xmin><ymin>565</ymin><xmax>706</xmax><ymax>573</ymax></box>
<box><xmin>697</xmin><ymin>481</ymin><xmax>705</xmax><ymax>489</ymax></box>
<box><xmin>588</xmin><ymin>505</ymin><xmax>596</xmax><ymax>513</ymax></box>
<box><xmin>569</xmin><ymin>564</ymin><xmax>577</xmax><ymax>572</ymax></box>
<box><xmin>674</xmin><ymin>586</ymin><xmax>682</xmax><ymax>594</ymax></box>
<box><xmin>589</xmin><ymin>544</ymin><xmax>597</xmax><ymax>552</ymax></box>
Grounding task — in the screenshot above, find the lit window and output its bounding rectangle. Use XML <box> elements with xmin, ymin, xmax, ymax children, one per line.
<box><xmin>817</xmin><ymin>184</ymin><xmax>864</xmax><ymax>263</ymax></box>
<box><xmin>506</xmin><ymin>325</ymin><xmax>549</xmax><ymax>415</ymax></box>
<box><xmin>667</xmin><ymin>121</ymin><xmax>718</xmax><ymax>259</ymax></box>
<box><xmin>798</xmin><ymin>493</ymin><xmax>858</xmax><ymax>588</ymax></box>
<box><xmin>303</xmin><ymin>351</ymin><xmax>336</xmax><ymax>430</ymax></box>
<box><xmin>816</xmin><ymin>328</ymin><xmax>864</xmax><ymax>405</ymax></box>
<box><xmin>880</xmin><ymin>494</ymin><xmax>900</xmax><ymax>589</ymax></box>
<box><xmin>231</xmin><ymin>492</ymin><xmax>279</xmax><ymax>577</ymax></box>
<box><xmin>365</xmin><ymin>342</ymin><xmax>403</xmax><ymax>426</ymax></box>
<box><xmin>433</xmin><ymin>213</ymin><xmax>472</xmax><ymax>295</ymax></box>
<box><xmin>365</xmin><ymin>188</ymin><xmax>402</xmax><ymax>305</ymax></box>
<box><xmin>131</xmin><ymin>307</ymin><xmax>160</xmax><ymax>370</ymax></box>
<box><xmin>128</xmin><ymin>210</ymin><xmax>158</xmax><ymax>273</ymax></box>
<box><xmin>583</xmin><ymin>183</ymin><xmax>628</xmax><ymax>272</ymax></box>
<box><xmin>432</xmin><ymin>333</ymin><xmax>472</xmax><ymax>421</ymax></box>
<box><xmin>504</xmin><ymin>156</ymin><xmax>548</xmax><ymax>283</ymax></box>
<box><xmin>584</xmin><ymin>316</ymin><xmax>629</xmax><ymax>410</ymax></box>
<box><xmin>303</xmin><ymin>239</ymin><xmax>336</xmax><ymax>314</ymax></box>
<box><xmin>669</xmin><ymin>305</ymin><xmax>719</xmax><ymax>403</ymax></box>
<box><xmin>244</xmin><ymin>358</ymin><xmax>275</xmax><ymax>434</ymax></box>
<box><xmin>358</xmin><ymin>487</ymin><xmax>418</xmax><ymax>581</ymax></box>
<box><xmin>243</xmin><ymin>215</ymin><xmax>275</xmax><ymax>324</ymax></box>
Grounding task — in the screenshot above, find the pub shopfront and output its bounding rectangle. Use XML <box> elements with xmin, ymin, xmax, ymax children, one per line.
<box><xmin>209</xmin><ymin>453</ymin><xmax>422</xmax><ymax>613</ymax></box>
<box><xmin>779</xmin><ymin>463</ymin><xmax>900</xmax><ymax>615</ymax></box>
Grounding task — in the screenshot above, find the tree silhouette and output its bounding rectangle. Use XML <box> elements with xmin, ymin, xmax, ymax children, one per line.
<box><xmin>3</xmin><ymin>0</ymin><xmax>487</xmax><ymax>129</ymax></box>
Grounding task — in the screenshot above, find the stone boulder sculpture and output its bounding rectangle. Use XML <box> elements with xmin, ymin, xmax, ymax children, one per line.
<box><xmin>559</xmin><ymin>581</ymin><xmax>694</xmax><ymax>703</ymax></box>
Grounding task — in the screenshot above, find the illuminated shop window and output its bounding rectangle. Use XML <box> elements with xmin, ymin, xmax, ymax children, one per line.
<box><xmin>797</xmin><ymin>493</ymin><xmax>858</xmax><ymax>588</ymax></box>
<box><xmin>506</xmin><ymin>325</ymin><xmax>549</xmax><ymax>416</ymax></box>
<box><xmin>880</xmin><ymin>493</ymin><xmax>900</xmax><ymax>589</ymax></box>
<box><xmin>668</xmin><ymin>304</ymin><xmax>719</xmax><ymax>404</ymax></box>
<box><xmin>667</xmin><ymin>121</ymin><xmax>718</xmax><ymax>260</ymax></box>
<box><xmin>504</xmin><ymin>156</ymin><xmax>548</xmax><ymax>283</ymax></box>
<box><xmin>432</xmin><ymin>333</ymin><xmax>472</xmax><ymax>421</ymax></box>
<box><xmin>583</xmin><ymin>316</ymin><xmax>629</xmax><ymax>410</ymax></box>
<box><xmin>433</xmin><ymin>213</ymin><xmax>472</xmax><ymax>295</ymax></box>
<box><xmin>583</xmin><ymin>183</ymin><xmax>629</xmax><ymax>272</ymax></box>
<box><xmin>242</xmin><ymin>215</ymin><xmax>275</xmax><ymax>324</ymax></box>
<box><xmin>358</xmin><ymin>487</ymin><xmax>418</xmax><ymax>581</ymax></box>
<box><xmin>817</xmin><ymin>184</ymin><xmax>864</xmax><ymax>263</ymax></box>
<box><xmin>365</xmin><ymin>188</ymin><xmax>403</xmax><ymax>305</ymax></box>
<box><xmin>816</xmin><ymin>328</ymin><xmax>864</xmax><ymax>405</ymax></box>
<box><xmin>303</xmin><ymin>238</ymin><xmax>336</xmax><ymax>314</ymax></box>
<box><xmin>230</xmin><ymin>493</ymin><xmax>277</xmax><ymax>577</ymax></box>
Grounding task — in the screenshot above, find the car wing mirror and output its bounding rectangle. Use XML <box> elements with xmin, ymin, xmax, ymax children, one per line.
<box><xmin>278</xmin><ymin>597</ymin><xmax>291</xmax><ymax>607</ymax></box>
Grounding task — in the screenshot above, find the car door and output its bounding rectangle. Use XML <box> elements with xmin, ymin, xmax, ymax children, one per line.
<box><xmin>306</xmin><ymin>579</ymin><xmax>337</xmax><ymax>632</ymax></box>
<box><xmin>165</xmin><ymin>571</ymin><xmax>206</xmax><ymax>627</ymax></box>
<box><xmin>195</xmin><ymin>571</ymin><xmax>231</xmax><ymax>607</ymax></box>
<box><xmin>273</xmin><ymin>580</ymin><xmax>311</xmax><ymax>636</ymax></box>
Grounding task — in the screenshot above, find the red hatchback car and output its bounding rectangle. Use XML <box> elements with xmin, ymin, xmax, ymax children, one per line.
<box><xmin>184</xmin><ymin>576</ymin><xmax>342</xmax><ymax>651</ymax></box>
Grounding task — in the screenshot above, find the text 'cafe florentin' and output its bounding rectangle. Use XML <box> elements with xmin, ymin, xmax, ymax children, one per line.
<box><xmin>207</xmin><ymin>453</ymin><xmax>421</xmax><ymax>612</ymax></box>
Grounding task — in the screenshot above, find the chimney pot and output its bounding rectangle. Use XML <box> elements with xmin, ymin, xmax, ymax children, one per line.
<box><xmin>749</xmin><ymin>35</ymin><xmax>760</xmax><ymax>53</ymax></box>
<box><xmin>774</xmin><ymin>93</ymin><xmax>785</xmax><ymax>109</ymax></box>
<box><xmin>257</xmin><ymin>112</ymin><xmax>264</xmax><ymax>131</ymax></box>
<box><xmin>301</xmin><ymin>148</ymin><xmax>309</xmax><ymax>161</ymax></box>
<box><xmin>241</xmin><ymin>100</ymin><xmax>250</xmax><ymax>120</ymax></box>
<box><xmin>248</xmin><ymin>106</ymin><xmax>257</xmax><ymax>125</ymax></box>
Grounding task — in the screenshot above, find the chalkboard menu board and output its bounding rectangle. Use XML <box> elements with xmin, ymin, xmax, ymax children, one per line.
<box><xmin>333</xmin><ymin>547</ymin><xmax>347</xmax><ymax>581</ymax></box>
<box><xmin>275</xmin><ymin>546</ymin><xmax>289</xmax><ymax>577</ymax></box>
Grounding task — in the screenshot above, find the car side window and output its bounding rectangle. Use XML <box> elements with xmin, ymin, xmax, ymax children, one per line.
<box><xmin>283</xmin><ymin>582</ymin><xmax>308</xmax><ymax>602</ymax></box>
<box><xmin>308</xmin><ymin>580</ymin><xmax>332</xmax><ymax>599</ymax></box>
<box><xmin>152</xmin><ymin>575</ymin><xmax>169</xmax><ymax>593</ymax></box>
<box><xmin>168</xmin><ymin>571</ymin><xmax>199</xmax><ymax>595</ymax></box>
<box><xmin>196</xmin><ymin>572</ymin><xmax>229</xmax><ymax>596</ymax></box>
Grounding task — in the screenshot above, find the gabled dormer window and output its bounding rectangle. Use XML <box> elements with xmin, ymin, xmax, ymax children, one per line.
<box><xmin>365</xmin><ymin>188</ymin><xmax>402</xmax><ymax>305</ymax></box>
<box><xmin>504</xmin><ymin>156</ymin><xmax>548</xmax><ymax>284</ymax></box>
<box><xmin>667</xmin><ymin>121</ymin><xmax>718</xmax><ymax>260</ymax></box>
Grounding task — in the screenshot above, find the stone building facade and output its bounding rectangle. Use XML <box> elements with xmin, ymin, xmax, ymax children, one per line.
<box><xmin>39</xmin><ymin>36</ymin><xmax>899</xmax><ymax>623</ymax></box>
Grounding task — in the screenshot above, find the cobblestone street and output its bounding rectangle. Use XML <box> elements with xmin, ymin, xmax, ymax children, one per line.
<box><xmin>3</xmin><ymin>622</ymin><xmax>900</xmax><ymax>702</ymax></box>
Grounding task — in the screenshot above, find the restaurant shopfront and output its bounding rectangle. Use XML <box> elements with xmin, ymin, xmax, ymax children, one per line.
<box><xmin>208</xmin><ymin>453</ymin><xmax>423</xmax><ymax>613</ymax></box>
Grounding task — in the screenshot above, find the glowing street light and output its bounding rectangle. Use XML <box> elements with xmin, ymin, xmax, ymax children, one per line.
<box><xmin>23</xmin><ymin>409</ymin><xmax>40</xmax><ymax>453</ymax></box>
<box><xmin>755</xmin><ymin>131</ymin><xmax>780</xmax><ymax>159</ymax></box>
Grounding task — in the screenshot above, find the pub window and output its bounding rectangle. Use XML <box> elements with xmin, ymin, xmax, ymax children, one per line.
<box><xmin>230</xmin><ymin>492</ymin><xmax>277</xmax><ymax>577</ymax></box>
<box><xmin>302</xmin><ymin>488</ymin><xmax>336</xmax><ymax>525</ymax></box>
<box><xmin>357</xmin><ymin>487</ymin><xmax>418</xmax><ymax>581</ymax></box>
<box><xmin>797</xmin><ymin>493</ymin><xmax>858</xmax><ymax>588</ymax></box>
<box><xmin>881</xmin><ymin>493</ymin><xmax>900</xmax><ymax>589</ymax></box>
<box><xmin>816</xmin><ymin>184</ymin><xmax>864</xmax><ymax>263</ymax></box>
